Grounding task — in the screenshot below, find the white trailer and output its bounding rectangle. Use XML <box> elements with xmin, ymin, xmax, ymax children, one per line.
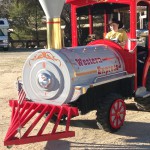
<box><xmin>0</xmin><ymin>18</ymin><xmax>9</xmax><ymax>50</ymax></box>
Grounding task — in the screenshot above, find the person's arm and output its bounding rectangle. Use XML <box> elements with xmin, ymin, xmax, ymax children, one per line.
<box><xmin>120</xmin><ymin>31</ymin><xmax>128</xmax><ymax>47</ymax></box>
<box><xmin>105</xmin><ymin>32</ymin><xmax>110</xmax><ymax>39</ymax></box>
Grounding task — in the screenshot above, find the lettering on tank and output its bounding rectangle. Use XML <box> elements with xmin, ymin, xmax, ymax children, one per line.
<box><xmin>75</xmin><ymin>56</ymin><xmax>122</xmax><ymax>75</ymax></box>
<box><xmin>75</xmin><ymin>56</ymin><xmax>116</xmax><ymax>66</ymax></box>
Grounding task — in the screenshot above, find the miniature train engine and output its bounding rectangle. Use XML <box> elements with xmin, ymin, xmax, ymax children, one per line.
<box><xmin>5</xmin><ymin>0</ymin><xmax>150</xmax><ymax>147</ymax></box>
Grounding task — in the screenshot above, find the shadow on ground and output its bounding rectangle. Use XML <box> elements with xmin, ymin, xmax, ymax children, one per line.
<box><xmin>45</xmin><ymin>139</ymin><xmax>150</xmax><ymax>150</ymax></box>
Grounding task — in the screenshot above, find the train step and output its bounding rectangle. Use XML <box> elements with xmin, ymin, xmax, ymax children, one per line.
<box><xmin>135</xmin><ymin>87</ymin><xmax>150</xmax><ymax>111</ymax></box>
<box><xmin>4</xmin><ymin>100</ymin><xmax>79</xmax><ymax>147</ymax></box>
<box><xmin>135</xmin><ymin>87</ymin><xmax>150</xmax><ymax>98</ymax></box>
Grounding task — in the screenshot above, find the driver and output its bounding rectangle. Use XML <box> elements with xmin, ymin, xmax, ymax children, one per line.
<box><xmin>105</xmin><ymin>18</ymin><xmax>128</xmax><ymax>47</ymax></box>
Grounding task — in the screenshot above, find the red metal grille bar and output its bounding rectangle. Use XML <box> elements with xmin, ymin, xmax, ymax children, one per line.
<box><xmin>37</xmin><ymin>107</ymin><xmax>56</xmax><ymax>136</ymax></box>
<box><xmin>4</xmin><ymin>100</ymin><xmax>79</xmax><ymax>146</ymax></box>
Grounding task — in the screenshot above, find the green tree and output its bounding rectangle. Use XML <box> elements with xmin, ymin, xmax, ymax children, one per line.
<box><xmin>0</xmin><ymin>0</ymin><xmax>72</xmax><ymax>47</ymax></box>
<box><xmin>9</xmin><ymin>0</ymin><xmax>44</xmax><ymax>40</ymax></box>
<box><xmin>0</xmin><ymin>0</ymin><xmax>10</xmax><ymax>18</ymax></box>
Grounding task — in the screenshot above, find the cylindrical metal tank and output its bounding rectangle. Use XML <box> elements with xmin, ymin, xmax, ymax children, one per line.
<box><xmin>22</xmin><ymin>44</ymin><xmax>125</xmax><ymax>105</ymax></box>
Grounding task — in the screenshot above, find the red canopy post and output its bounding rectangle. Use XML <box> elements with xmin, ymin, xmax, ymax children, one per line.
<box><xmin>88</xmin><ymin>6</ymin><xmax>93</xmax><ymax>35</ymax></box>
<box><xmin>71</xmin><ymin>5</ymin><xmax>78</xmax><ymax>47</ymax></box>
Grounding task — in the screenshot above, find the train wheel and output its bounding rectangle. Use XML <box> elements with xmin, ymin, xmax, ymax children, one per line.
<box><xmin>96</xmin><ymin>93</ymin><xmax>126</xmax><ymax>132</ymax></box>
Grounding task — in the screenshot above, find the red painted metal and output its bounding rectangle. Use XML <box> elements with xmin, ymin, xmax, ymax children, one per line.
<box><xmin>87</xmin><ymin>39</ymin><xmax>123</xmax><ymax>50</ymax></box>
<box><xmin>127</xmin><ymin>1</ymin><xmax>137</xmax><ymax>90</ymax></box>
<box><xmin>4</xmin><ymin>100</ymin><xmax>79</xmax><ymax>146</ymax></box>
<box><xmin>66</xmin><ymin>0</ymin><xmax>131</xmax><ymax>7</ymax></box>
<box><xmin>142</xmin><ymin>3</ymin><xmax>150</xmax><ymax>86</ymax></box>
<box><xmin>87</xmin><ymin>39</ymin><xmax>135</xmax><ymax>75</ymax></box>
<box><xmin>71</xmin><ymin>5</ymin><xmax>78</xmax><ymax>47</ymax></box>
<box><xmin>67</xmin><ymin>0</ymin><xmax>150</xmax><ymax>6</ymax></box>
<box><xmin>66</xmin><ymin>0</ymin><xmax>130</xmax><ymax>7</ymax></box>
<box><xmin>88</xmin><ymin>6</ymin><xmax>93</xmax><ymax>35</ymax></box>
<box><xmin>104</xmin><ymin>12</ymin><xmax>109</xmax><ymax>37</ymax></box>
<box><xmin>109</xmin><ymin>99</ymin><xmax>126</xmax><ymax>129</ymax></box>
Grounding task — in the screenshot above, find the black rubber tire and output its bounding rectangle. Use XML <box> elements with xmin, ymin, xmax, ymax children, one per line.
<box><xmin>96</xmin><ymin>93</ymin><xmax>126</xmax><ymax>132</ymax></box>
<box><xmin>50</xmin><ymin>114</ymin><xmax>67</xmax><ymax>123</ymax></box>
<box><xmin>44</xmin><ymin>113</ymin><xmax>67</xmax><ymax>123</ymax></box>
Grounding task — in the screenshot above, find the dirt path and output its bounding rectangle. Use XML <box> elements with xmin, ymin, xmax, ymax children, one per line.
<box><xmin>0</xmin><ymin>50</ymin><xmax>150</xmax><ymax>150</ymax></box>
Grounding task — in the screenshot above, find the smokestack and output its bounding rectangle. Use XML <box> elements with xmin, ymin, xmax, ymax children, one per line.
<box><xmin>39</xmin><ymin>0</ymin><xmax>65</xmax><ymax>49</ymax></box>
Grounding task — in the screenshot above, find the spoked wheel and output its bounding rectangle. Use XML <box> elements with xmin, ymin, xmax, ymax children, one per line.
<box><xmin>96</xmin><ymin>93</ymin><xmax>126</xmax><ymax>132</ymax></box>
<box><xmin>109</xmin><ymin>99</ymin><xmax>126</xmax><ymax>129</ymax></box>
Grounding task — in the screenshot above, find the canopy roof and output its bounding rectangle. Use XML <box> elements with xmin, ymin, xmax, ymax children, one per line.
<box><xmin>66</xmin><ymin>0</ymin><xmax>150</xmax><ymax>7</ymax></box>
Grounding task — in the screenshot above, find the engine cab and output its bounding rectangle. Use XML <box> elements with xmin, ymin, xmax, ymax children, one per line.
<box><xmin>66</xmin><ymin>0</ymin><xmax>150</xmax><ymax>110</ymax></box>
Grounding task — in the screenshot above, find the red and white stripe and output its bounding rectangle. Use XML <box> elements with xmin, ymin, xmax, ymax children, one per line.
<box><xmin>18</xmin><ymin>88</ymin><xmax>26</xmax><ymax>104</ymax></box>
